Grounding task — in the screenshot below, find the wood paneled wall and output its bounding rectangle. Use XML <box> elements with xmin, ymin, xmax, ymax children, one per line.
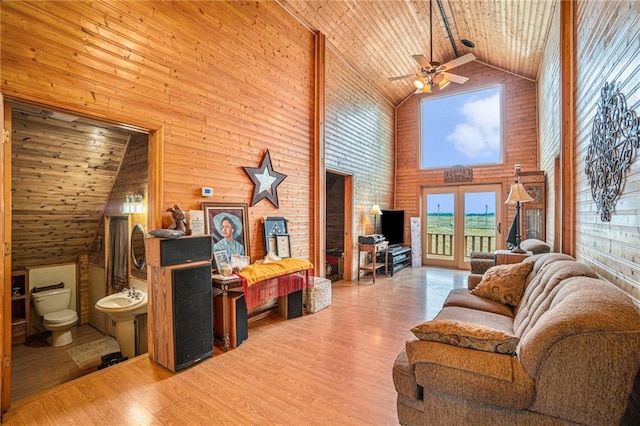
<box><xmin>395</xmin><ymin>61</ymin><xmax>539</xmax><ymax>247</ymax></box>
<box><xmin>10</xmin><ymin>110</ymin><xmax>130</xmax><ymax>271</ymax></box>
<box><xmin>324</xmin><ymin>48</ymin><xmax>396</xmax><ymax>275</ymax></box>
<box><xmin>537</xmin><ymin>5</ymin><xmax>561</xmax><ymax>251</ymax></box>
<box><xmin>1</xmin><ymin>1</ymin><xmax>315</xmax><ymax>263</ymax></box>
<box><xmin>537</xmin><ymin>0</ymin><xmax>640</xmax><ymax>304</ymax></box>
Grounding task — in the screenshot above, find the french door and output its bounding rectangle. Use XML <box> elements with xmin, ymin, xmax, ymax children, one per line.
<box><xmin>422</xmin><ymin>184</ymin><xmax>503</xmax><ymax>269</ymax></box>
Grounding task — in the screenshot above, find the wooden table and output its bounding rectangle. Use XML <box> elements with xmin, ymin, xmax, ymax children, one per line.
<box><xmin>357</xmin><ymin>241</ymin><xmax>389</xmax><ymax>283</ymax></box>
<box><xmin>211</xmin><ymin>275</ymin><xmax>243</xmax><ymax>351</ymax></box>
<box><xmin>494</xmin><ymin>249</ymin><xmax>532</xmax><ymax>265</ymax></box>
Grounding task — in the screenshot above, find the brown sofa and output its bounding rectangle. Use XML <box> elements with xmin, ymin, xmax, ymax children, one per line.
<box><xmin>393</xmin><ymin>253</ymin><xmax>640</xmax><ymax>425</ymax></box>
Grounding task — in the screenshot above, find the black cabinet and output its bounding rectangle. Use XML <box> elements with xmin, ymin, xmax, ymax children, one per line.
<box><xmin>380</xmin><ymin>245</ymin><xmax>412</xmax><ymax>276</ymax></box>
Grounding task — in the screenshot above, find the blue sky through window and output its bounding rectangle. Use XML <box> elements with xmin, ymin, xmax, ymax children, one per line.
<box><xmin>421</xmin><ymin>86</ymin><xmax>502</xmax><ymax>169</ymax></box>
<box><xmin>426</xmin><ymin>192</ymin><xmax>496</xmax><ymax>215</ymax></box>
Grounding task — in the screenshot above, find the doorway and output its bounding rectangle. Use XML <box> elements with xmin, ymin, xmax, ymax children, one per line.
<box><xmin>326</xmin><ymin>171</ymin><xmax>352</xmax><ymax>282</ymax></box>
<box><xmin>3</xmin><ymin>101</ymin><xmax>152</xmax><ymax>406</ymax></box>
<box><xmin>422</xmin><ymin>184</ymin><xmax>503</xmax><ymax>269</ymax></box>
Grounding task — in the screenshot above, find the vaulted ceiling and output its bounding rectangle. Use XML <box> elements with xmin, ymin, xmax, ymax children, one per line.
<box><xmin>281</xmin><ymin>0</ymin><xmax>558</xmax><ymax>105</ymax></box>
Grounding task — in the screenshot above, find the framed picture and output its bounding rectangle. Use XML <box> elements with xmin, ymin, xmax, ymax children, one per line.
<box><xmin>213</xmin><ymin>250</ymin><xmax>230</xmax><ymax>272</ymax></box>
<box><xmin>267</xmin><ymin>236</ymin><xmax>277</xmax><ymax>254</ymax></box>
<box><xmin>202</xmin><ymin>202</ymin><xmax>250</xmax><ymax>260</ymax></box>
<box><xmin>262</xmin><ymin>216</ymin><xmax>288</xmax><ymax>254</ymax></box>
<box><xmin>276</xmin><ymin>234</ymin><xmax>291</xmax><ymax>258</ymax></box>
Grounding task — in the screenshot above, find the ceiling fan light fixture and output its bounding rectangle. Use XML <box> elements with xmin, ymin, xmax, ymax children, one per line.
<box><xmin>414</xmin><ymin>78</ymin><xmax>425</xmax><ymax>89</ymax></box>
<box><xmin>438</xmin><ymin>78</ymin><xmax>450</xmax><ymax>89</ymax></box>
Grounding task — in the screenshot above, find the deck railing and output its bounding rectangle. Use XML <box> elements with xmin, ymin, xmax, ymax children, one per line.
<box><xmin>426</xmin><ymin>233</ymin><xmax>495</xmax><ymax>257</ymax></box>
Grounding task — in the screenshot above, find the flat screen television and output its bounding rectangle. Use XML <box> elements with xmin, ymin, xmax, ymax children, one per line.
<box><xmin>381</xmin><ymin>209</ymin><xmax>405</xmax><ymax>246</ymax></box>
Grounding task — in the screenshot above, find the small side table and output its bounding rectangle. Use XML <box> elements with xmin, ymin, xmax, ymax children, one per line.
<box><xmin>494</xmin><ymin>249</ymin><xmax>532</xmax><ymax>265</ymax></box>
<box><xmin>211</xmin><ymin>275</ymin><xmax>243</xmax><ymax>351</ymax></box>
<box><xmin>358</xmin><ymin>241</ymin><xmax>389</xmax><ymax>283</ymax></box>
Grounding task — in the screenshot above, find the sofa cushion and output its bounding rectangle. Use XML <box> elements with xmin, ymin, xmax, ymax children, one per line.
<box><xmin>411</xmin><ymin>319</ymin><xmax>519</xmax><ymax>355</ymax></box>
<box><xmin>444</xmin><ymin>288</ymin><xmax>515</xmax><ymax>318</ymax></box>
<box><xmin>519</xmin><ymin>239</ymin><xmax>551</xmax><ymax>254</ymax></box>
<box><xmin>471</xmin><ymin>261</ymin><xmax>533</xmax><ymax>307</ymax></box>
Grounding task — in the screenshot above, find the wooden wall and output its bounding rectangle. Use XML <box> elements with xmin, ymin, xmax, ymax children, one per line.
<box><xmin>395</xmin><ymin>61</ymin><xmax>539</xmax><ymax>248</ymax></box>
<box><xmin>10</xmin><ymin>109</ymin><xmax>131</xmax><ymax>271</ymax></box>
<box><xmin>575</xmin><ymin>0</ymin><xmax>640</xmax><ymax>303</ymax></box>
<box><xmin>325</xmin><ymin>48</ymin><xmax>396</xmax><ymax>274</ymax></box>
<box><xmin>537</xmin><ymin>0</ymin><xmax>640</xmax><ymax>304</ymax></box>
<box><xmin>1</xmin><ymin>1</ymin><xmax>315</xmax><ymax>264</ymax></box>
<box><xmin>536</xmin><ymin>4</ymin><xmax>561</xmax><ymax>250</ymax></box>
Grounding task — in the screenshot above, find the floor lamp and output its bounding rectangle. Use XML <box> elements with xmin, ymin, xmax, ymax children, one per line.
<box><xmin>370</xmin><ymin>204</ymin><xmax>382</xmax><ymax>234</ymax></box>
<box><xmin>505</xmin><ymin>181</ymin><xmax>534</xmax><ymax>253</ymax></box>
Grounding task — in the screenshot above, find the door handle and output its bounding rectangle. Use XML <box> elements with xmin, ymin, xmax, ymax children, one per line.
<box><xmin>497</xmin><ymin>222</ymin><xmax>501</xmax><ymax>234</ymax></box>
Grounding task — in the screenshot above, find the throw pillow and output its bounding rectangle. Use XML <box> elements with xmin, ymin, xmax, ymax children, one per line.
<box><xmin>471</xmin><ymin>261</ymin><xmax>533</xmax><ymax>306</ymax></box>
<box><xmin>411</xmin><ymin>320</ymin><xmax>519</xmax><ymax>355</ymax></box>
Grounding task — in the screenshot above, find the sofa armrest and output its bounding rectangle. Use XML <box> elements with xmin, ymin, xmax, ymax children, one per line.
<box><xmin>406</xmin><ymin>340</ymin><xmax>535</xmax><ymax>409</ymax></box>
<box><xmin>467</xmin><ymin>273</ymin><xmax>483</xmax><ymax>289</ymax></box>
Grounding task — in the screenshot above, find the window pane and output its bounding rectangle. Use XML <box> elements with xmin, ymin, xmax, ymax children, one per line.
<box><xmin>421</xmin><ymin>86</ymin><xmax>502</xmax><ymax>169</ymax></box>
<box><xmin>464</xmin><ymin>192</ymin><xmax>496</xmax><ymax>256</ymax></box>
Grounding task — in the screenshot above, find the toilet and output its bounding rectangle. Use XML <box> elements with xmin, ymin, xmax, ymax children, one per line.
<box><xmin>31</xmin><ymin>288</ymin><xmax>78</xmax><ymax>347</ymax></box>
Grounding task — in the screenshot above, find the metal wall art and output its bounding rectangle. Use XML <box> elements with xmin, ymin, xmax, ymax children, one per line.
<box><xmin>243</xmin><ymin>150</ymin><xmax>287</xmax><ymax>208</ymax></box>
<box><xmin>585</xmin><ymin>82</ymin><xmax>640</xmax><ymax>222</ymax></box>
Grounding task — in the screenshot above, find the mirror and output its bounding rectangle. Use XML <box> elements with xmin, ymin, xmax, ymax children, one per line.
<box><xmin>131</xmin><ymin>223</ymin><xmax>146</xmax><ymax>270</ymax></box>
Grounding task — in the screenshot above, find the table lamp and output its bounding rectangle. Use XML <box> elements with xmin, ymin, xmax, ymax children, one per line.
<box><xmin>504</xmin><ymin>180</ymin><xmax>534</xmax><ymax>253</ymax></box>
<box><xmin>370</xmin><ymin>204</ymin><xmax>382</xmax><ymax>234</ymax></box>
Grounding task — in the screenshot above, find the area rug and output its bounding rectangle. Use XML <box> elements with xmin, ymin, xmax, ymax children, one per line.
<box><xmin>67</xmin><ymin>337</ymin><xmax>120</xmax><ymax>370</ymax></box>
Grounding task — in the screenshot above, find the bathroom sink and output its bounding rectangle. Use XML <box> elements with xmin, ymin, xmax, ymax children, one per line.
<box><xmin>95</xmin><ymin>289</ymin><xmax>148</xmax><ymax>321</ymax></box>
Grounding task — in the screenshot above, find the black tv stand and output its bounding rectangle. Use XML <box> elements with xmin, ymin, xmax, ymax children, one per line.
<box><xmin>379</xmin><ymin>245</ymin><xmax>411</xmax><ymax>276</ymax></box>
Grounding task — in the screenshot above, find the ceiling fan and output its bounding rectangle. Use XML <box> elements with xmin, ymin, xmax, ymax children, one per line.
<box><xmin>388</xmin><ymin>0</ymin><xmax>476</xmax><ymax>93</ymax></box>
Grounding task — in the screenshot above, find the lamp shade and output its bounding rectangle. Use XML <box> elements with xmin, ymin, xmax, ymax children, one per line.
<box><xmin>370</xmin><ymin>204</ymin><xmax>383</xmax><ymax>215</ymax></box>
<box><xmin>505</xmin><ymin>183</ymin><xmax>535</xmax><ymax>204</ymax></box>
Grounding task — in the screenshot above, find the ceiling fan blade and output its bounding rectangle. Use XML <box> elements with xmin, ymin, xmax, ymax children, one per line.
<box><xmin>443</xmin><ymin>72</ymin><xmax>469</xmax><ymax>84</ymax></box>
<box><xmin>412</xmin><ymin>54</ymin><xmax>431</xmax><ymax>68</ymax></box>
<box><xmin>438</xmin><ymin>53</ymin><xmax>476</xmax><ymax>71</ymax></box>
<box><xmin>388</xmin><ymin>73</ymin><xmax>419</xmax><ymax>81</ymax></box>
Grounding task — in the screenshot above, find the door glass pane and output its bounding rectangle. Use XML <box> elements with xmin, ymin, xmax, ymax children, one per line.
<box><xmin>426</xmin><ymin>193</ymin><xmax>454</xmax><ymax>260</ymax></box>
<box><xmin>525</xmin><ymin>208</ymin><xmax>542</xmax><ymax>240</ymax></box>
<box><xmin>464</xmin><ymin>192</ymin><xmax>496</xmax><ymax>259</ymax></box>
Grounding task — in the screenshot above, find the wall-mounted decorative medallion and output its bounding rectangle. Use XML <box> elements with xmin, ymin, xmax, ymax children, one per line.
<box><xmin>585</xmin><ymin>82</ymin><xmax>640</xmax><ymax>222</ymax></box>
<box><xmin>243</xmin><ymin>150</ymin><xmax>287</xmax><ymax>208</ymax></box>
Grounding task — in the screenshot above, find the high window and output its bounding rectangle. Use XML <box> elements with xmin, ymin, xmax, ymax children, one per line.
<box><xmin>420</xmin><ymin>85</ymin><xmax>503</xmax><ymax>169</ymax></box>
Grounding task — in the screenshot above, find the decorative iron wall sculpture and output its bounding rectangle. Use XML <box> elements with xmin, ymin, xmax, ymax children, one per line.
<box><xmin>585</xmin><ymin>82</ymin><xmax>640</xmax><ymax>222</ymax></box>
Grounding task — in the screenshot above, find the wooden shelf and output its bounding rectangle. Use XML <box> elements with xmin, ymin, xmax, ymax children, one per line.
<box><xmin>11</xmin><ymin>271</ymin><xmax>30</xmax><ymax>345</ymax></box>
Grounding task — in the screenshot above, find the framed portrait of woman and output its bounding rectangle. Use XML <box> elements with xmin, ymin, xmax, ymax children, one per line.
<box><xmin>202</xmin><ymin>202</ymin><xmax>250</xmax><ymax>260</ymax></box>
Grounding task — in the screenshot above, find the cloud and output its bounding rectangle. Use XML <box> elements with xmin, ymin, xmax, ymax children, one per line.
<box><xmin>446</xmin><ymin>92</ymin><xmax>500</xmax><ymax>158</ymax></box>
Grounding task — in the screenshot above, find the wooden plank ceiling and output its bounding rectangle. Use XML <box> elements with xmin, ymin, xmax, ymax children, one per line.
<box><xmin>11</xmin><ymin>104</ymin><xmax>134</xmax><ymax>270</ymax></box>
<box><xmin>281</xmin><ymin>0</ymin><xmax>558</xmax><ymax>105</ymax></box>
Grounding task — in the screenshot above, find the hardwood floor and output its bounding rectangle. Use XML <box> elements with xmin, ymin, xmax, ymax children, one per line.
<box><xmin>4</xmin><ymin>266</ymin><xmax>468</xmax><ymax>425</ymax></box>
<box><xmin>10</xmin><ymin>325</ymin><xmax>108</xmax><ymax>403</ymax></box>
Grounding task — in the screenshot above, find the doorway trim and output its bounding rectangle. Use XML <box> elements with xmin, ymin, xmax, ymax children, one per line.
<box><xmin>0</xmin><ymin>99</ymin><xmax>163</xmax><ymax>412</ymax></box>
<box><xmin>326</xmin><ymin>170</ymin><xmax>353</xmax><ymax>282</ymax></box>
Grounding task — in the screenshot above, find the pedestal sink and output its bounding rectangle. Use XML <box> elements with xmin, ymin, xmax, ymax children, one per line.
<box><xmin>95</xmin><ymin>288</ymin><xmax>147</xmax><ymax>359</ymax></box>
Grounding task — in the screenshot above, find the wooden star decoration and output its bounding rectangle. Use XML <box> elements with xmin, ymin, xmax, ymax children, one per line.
<box><xmin>243</xmin><ymin>150</ymin><xmax>287</xmax><ymax>208</ymax></box>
